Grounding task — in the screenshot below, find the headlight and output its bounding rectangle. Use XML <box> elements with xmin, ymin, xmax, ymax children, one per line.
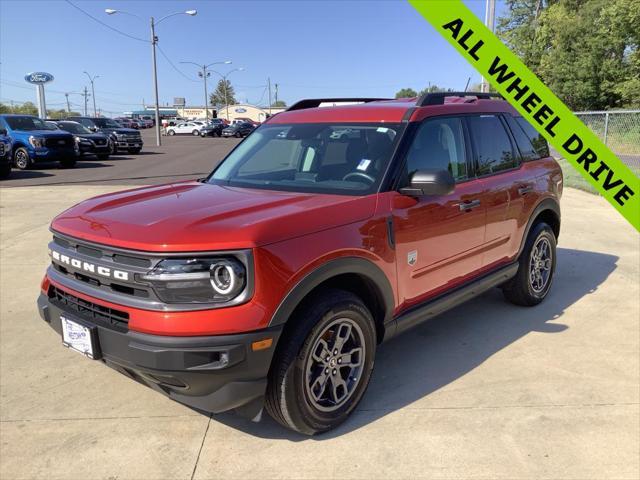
<box><xmin>29</xmin><ymin>136</ymin><xmax>45</xmax><ymax>148</ymax></box>
<box><xmin>139</xmin><ymin>257</ymin><xmax>248</xmax><ymax>304</ymax></box>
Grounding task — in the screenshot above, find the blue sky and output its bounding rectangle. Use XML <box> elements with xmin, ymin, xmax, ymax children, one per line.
<box><xmin>0</xmin><ymin>0</ymin><xmax>505</xmax><ymax>115</ymax></box>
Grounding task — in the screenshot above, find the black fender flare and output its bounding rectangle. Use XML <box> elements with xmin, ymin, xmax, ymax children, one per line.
<box><xmin>268</xmin><ymin>256</ymin><xmax>395</xmax><ymax>331</ymax></box>
<box><xmin>517</xmin><ymin>197</ymin><xmax>561</xmax><ymax>258</ymax></box>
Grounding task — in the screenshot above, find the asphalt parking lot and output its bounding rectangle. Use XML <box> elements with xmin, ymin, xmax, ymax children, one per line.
<box><xmin>0</xmin><ymin>129</ymin><xmax>240</xmax><ymax>188</ymax></box>
<box><xmin>0</xmin><ymin>132</ymin><xmax>638</xmax><ymax>479</ymax></box>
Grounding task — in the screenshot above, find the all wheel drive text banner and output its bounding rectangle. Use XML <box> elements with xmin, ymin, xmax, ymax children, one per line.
<box><xmin>408</xmin><ymin>0</ymin><xmax>640</xmax><ymax>232</ymax></box>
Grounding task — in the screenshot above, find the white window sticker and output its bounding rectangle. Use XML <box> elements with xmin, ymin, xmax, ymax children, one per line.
<box><xmin>357</xmin><ymin>159</ymin><xmax>372</xmax><ymax>171</ymax></box>
<box><xmin>376</xmin><ymin>127</ymin><xmax>389</xmax><ymax>133</ymax></box>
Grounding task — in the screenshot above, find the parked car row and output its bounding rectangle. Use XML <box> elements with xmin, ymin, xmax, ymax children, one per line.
<box><xmin>0</xmin><ymin>114</ymin><xmax>144</xmax><ymax>179</ymax></box>
<box><xmin>165</xmin><ymin>117</ymin><xmax>257</xmax><ymax>138</ymax></box>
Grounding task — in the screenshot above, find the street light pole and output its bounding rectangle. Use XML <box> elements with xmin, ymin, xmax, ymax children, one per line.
<box><xmin>209</xmin><ymin>67</ymin><xmax>244</xmax><ymax>121</ymax></box>
<box><xmin>105</xmin><ymin>8</ymin><xmax>197</xmax><ymax>146</ymax></box>
<box><xmin>150</xmin><ymin>16</ymin><xmax>161</xmax><ymax>146</ymax></box>
<box><xmin>180</xmin><ymin>61</ymin><xmax>231</xmax><ymax>120</ymax></box>
<box><xmin>83</xmin><ymin>71</ymin><xmax>99</xmax><ymax>116</ymax></box>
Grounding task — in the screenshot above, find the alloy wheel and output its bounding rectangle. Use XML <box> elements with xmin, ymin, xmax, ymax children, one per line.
<box><xmin>529</xmin><ymin>237</ymin><xmax>552</xmax><ymax>293</ymax></box>
<box><xmin>303</xmin><ymin>318</ymin><xmax>366</xmax><ymax>412</ymax></box>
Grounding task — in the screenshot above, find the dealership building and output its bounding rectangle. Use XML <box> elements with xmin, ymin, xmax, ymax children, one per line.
<box><xmin>125</xmin><ymin>104</ymin><xmax>285</xmax><ymax>122</ymax></box>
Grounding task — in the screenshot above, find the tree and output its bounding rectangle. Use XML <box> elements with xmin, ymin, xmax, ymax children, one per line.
<box><xmin>209</xmin><ymin>79</ymin><xmax>236</xmax><ymax>106</ymax></box>
<box><xmin>417</xmin><ymin>85</ymin><xmax>455</xmax><ymax>96</ymax></box>
<box><xmin>497</xmin><ymin>0</ymin><xmax>639</xmax><ymax>109</ymax></box>
<box><xmin>271</xmin><ymin>100</ymin><xmax>287</xmax><ymax>107</ymax></box>
<box><xmin>395</xmin><ymin>88</ymin><xmax>418</xmax><ymax>98</ymax></box>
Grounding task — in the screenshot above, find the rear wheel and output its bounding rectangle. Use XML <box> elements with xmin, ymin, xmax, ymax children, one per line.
<box><xmin>14</xmin><ymin>147</ymin><xmax>32</xmax><ymax>170</ymax></box>
<box><xmin>265</xmin><ymin>290</ymin><xmax>376</xmax><ymax>435</ymax></box>
<box><xmin>503</xmin><ymin>222</ymin><xmax>556</xmax><ymax>306</ymax></box>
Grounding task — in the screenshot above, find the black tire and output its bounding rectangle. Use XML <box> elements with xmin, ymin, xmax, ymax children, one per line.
<box><xmin>503</xmin><ymin>222</ymin><xmax>557</xmax><ymax>306</ymax></box>
<box><xmin>168</xmin><ymin>130</ymin><xmax>176</xmax><ymax>136</ymax></box>
<box><xmin>0</xmin><ymin>162</ymin><xmax>11</xmax><ymax>179</ymax></box>
<box><xmin>265</xmin><ymin>289</ymin><xmax>376</xmax><ymax>435</ymax></box>
<box><xmin>192</xmin><ymin>129</ymin><xmax>200</xmax><ymax>136</ymax></box>
<box><xmin>235</xmin><ymin>132</ymin><xmax>241</xmax><ymax>138</ymax></box>
<box><xmin>128</xmin><ymin>148</ymin><xmax>141</xmax><ymax>154</ymax></box>
<box><xmin>13</xmin><ymin>147</ymin><xmax>32</xmax><ymax>170</ymax></box>
<box><xmin>96</xmin><ymin>153</ymin><xmax>110</xmax><ymax>160</ymax></box>
<box><xmin>59</xmin><ymin>158</ymin><xmax>76</xmax><ymax>169</ymax></box>
<box><xmin>109</xmin><ymin>140</ymin><xmax>117</xmax><ymax>155</ymax></box>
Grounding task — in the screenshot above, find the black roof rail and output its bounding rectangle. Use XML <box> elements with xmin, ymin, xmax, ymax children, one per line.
<box><xmin>286</xmin><ymin>98</ymin><xmax>392</xmax><ymax>112</ymax></box>
<box><xmin>417</xmin><ymin>91</ymin><xmax>503</xmax><ymax>107</ymax></box>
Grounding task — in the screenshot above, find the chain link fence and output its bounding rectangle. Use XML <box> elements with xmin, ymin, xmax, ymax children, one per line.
<box><xmin>574</xmin><ymin>110</ymin><xmax>640</xmax><ymax>170</ymax></box>
<box><xmin>549</xmin><ymin>110</ymin><xmax>639</xmax><ymax>194</ymax></box>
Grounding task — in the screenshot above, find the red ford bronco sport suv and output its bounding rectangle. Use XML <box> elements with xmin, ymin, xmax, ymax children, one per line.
<box><xmin>38</xmin><ymin>93</ymin><xmax>562</xmax><ymax>435</ymax></box>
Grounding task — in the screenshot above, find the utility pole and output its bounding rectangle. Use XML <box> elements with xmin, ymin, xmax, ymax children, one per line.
<box><xmin>268</xmin><ymin>77</ymin><xmax>272</xmax><ymax>115</ymax></box>
<box><xmin>65</xmin><ymin>93</ymin><xmax>71</xmax><ymax>113</ymax></box>
<box><xmin>84</xmin><ymin>71</ymin><xmax>99</xmax><ymax>116</ymax></box>
<box><xmin>82</xmin><ymin>86</ymin><xmax>90</xmax><ymax>116</ymax></box>
<box><xmin>480</xmin><ymin>0</ymin><xmax>496</xmax><ymax>93</ymax></box>
<box><xmin>274</xmin><ymin>83</ymin><xmax>279</xmax><ymax>105</ymax></box>
<box><xmin>150</xmin><ymin>16</ymin><xmax>161</xmax><ymax>146</ymax></box>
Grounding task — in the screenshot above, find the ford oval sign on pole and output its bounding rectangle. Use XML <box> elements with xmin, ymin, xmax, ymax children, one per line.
<box><xmin>24</xmin><ymin>72</ymin><xmax>54</xmax><ymax>118</ymax></box>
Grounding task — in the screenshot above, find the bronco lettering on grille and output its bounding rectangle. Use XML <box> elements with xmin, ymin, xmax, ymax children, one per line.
<box><xmin>50</xmin><ymin>250</ymin><xmax>130</xmax><ymax>281</ymax></box>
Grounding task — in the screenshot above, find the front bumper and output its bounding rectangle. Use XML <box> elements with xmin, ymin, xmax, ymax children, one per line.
<box><xmin>115</xmin><ymin>138</ymin><xmax>143</xmax><ymax>150</ymax></box>
<box><xmin>32</xmin><ymin>147</ymin><xmax>77</xmax><ymax>162</ymax></box>
<box><xmin>37</xmin><ymin>292</ymin><xmax>282</xmax><ymax>416</ymax></box>
<box><xmin>79</xmin><ymin>143</ymin><xmax>110</xmax><ymax>155</ymax></box>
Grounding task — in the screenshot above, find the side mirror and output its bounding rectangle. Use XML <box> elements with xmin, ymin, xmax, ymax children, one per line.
<box><xmin>0</xmin><ymin>128</ymin><xmax>7</xmax><ymax>136</ymax></box>
<box><xmin>399</xmin><ymin>169</ymin><xmax>455</xmax><ymax>197</ymax></box>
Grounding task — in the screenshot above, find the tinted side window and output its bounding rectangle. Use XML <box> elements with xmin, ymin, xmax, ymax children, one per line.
<box><xmin>515</xmin><ymin>117</ymin><xmax>550</xmax><ymax>158</ymax></box>
<box><xmin>504</xmin><ymin>114</ymin><xmax>538</xmax><ymax>161</ymax></box>
<box><xmin>405</xmin><ymin>117</ymin><xmax>468</xmax><ymax>182</ymax></box>
<box><xmin>467</xmin><ymin>115</ymin><xmax>517</xmax><ymax>175</ymax></box>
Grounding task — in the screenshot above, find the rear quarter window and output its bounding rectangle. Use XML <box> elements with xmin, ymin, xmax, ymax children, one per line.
<box><xmin>514</xmin><ymin>116</ymin><xmax>550</xmax><ymax>159</ymax></box>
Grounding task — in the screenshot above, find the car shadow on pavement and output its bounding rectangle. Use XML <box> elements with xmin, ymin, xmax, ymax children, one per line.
<box><xmin>1</xmin><ymin>170</ymin><xmax>55</xmax><ymax>180</ymax></box>
<box><xmin>211</xmin><ymin>247</ymin><xmax>618</xmax><ymax>440</ymax></box>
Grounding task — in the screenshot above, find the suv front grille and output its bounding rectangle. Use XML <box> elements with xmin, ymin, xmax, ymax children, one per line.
<box><xmin>48</xmin><ymin>285</ymin><xmax>129</xmax><ymax>332</ymax></box>
<box><xmin>45</xmin><ymin>137</ymin><xmax>73</xmax><ymax>148</ymax></box>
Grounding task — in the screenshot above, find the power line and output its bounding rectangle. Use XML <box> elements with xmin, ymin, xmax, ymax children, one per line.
<box><xmin>156</xmin><ymin>45</ymin><xmax>200</xmax><ymax>83</ymax></box>
<box><xmin>64</xmin><ymin>0</ymin><xmax>149</xmax><ymax>43</ymax></box>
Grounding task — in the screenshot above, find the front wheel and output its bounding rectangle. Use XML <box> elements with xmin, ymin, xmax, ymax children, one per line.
<box><xmin>192</xmin><ymin>129</ymin><xmax>200</xmax><ymax>136</ymax></box>
<box><xmin>14</xmin><ymin>147</ymin><xmax>32</xmax><ymax>170</ymax></box>
<box><xmin>168</xmin><ymin>130</ymin><xmax>176</xmax><ymax>136</ymax></box>
<box><xmin>503</xmin><ymin>222</ymin><xmax>556</xmax><ymax>306</ymax></box>
<box><xmin>265</xmin><ymin>290</ymin><xmax>376</xmax><ymax>435</ymax></box>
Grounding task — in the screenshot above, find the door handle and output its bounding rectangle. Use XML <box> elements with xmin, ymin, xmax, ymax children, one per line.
<box><xmin>518</xmin><ymin>184</ymin><xmax>534</xmax><ymax>195</ymax></box>
<box><xmin>458</xmin><ymin>199</ymin><xmax>481</xmax><ymax>211</ymax></box>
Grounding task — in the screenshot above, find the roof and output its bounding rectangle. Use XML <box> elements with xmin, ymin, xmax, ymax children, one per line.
<box><xmin>267</xmin><ymin>94</ymin><xmax>517</xmax><ymax>124</ymax></box>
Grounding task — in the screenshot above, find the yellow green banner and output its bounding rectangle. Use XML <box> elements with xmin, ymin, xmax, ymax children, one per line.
<box><xmin>409</xmin><ymin>0</ymin><xmax>640</xmax><ymax>232</ymax></box>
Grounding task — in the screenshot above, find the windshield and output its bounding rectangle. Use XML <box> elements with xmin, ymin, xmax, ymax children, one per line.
<box><xmin>208</xmin><ymin>123</ymin><xmax>403</xmax><ymax>195</ymax></box>
<box><xmin>93</xmin><ymin>118</ymin><xmax>122</xmax><ymax>129</ymax></box>
<box><xmin>5</xmin><ymin>116</ymin><xmax>49</xmax><ymax>131</ymax></box>
<box><xmin>58</xmin><ymin>122</ymin><xmax>91</xmax><ymax>134</ymax></box>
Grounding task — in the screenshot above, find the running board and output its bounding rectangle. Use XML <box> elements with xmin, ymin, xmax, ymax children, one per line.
<box><xmin>387</xmin><ymin>262</ymin><xmax>519</xmax><ymax>340</ymax></box>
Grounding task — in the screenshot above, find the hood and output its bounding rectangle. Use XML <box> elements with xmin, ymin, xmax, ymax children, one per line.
<box><xmin>23</xmin><ymin>130</ymin><xmax>73</xmax><ymax>137</ymax></box>
<box><xmin>51</xmin><ymin>181</ymin><xmax>377</xmax><ymax>252</ymax></box>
